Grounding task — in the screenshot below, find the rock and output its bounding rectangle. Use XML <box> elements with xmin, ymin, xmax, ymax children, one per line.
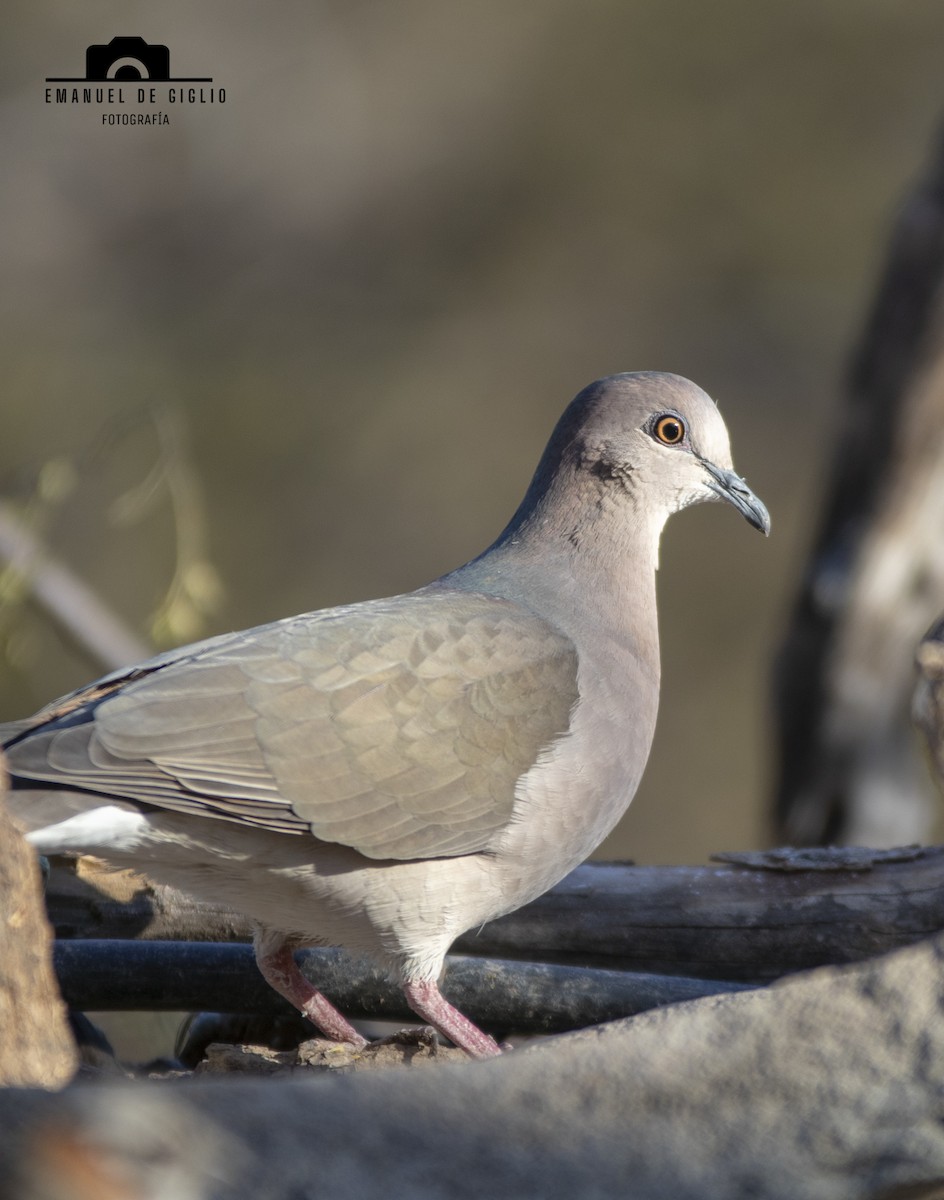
<box><xmin>193</xmin><ymin>1028</ymin><xmax>471</xmax><ymax>1077</ymax></box>
<box><xmin>0</xmin><ymin>761</ymin><xmax>77</xmax><ymax>1088</ymax></box>
<box><xmin>3</xmin><ymin>933</ymin><xmax>944</xmax><ymax>1197</ymax></box>
<box><xmin>195</xmin><ymin>1043</ymin><xmax>296</xmax><ymax>1076</ymax></box>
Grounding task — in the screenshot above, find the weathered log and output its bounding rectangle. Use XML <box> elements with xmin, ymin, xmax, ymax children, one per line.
<box><xmin>53</xmin><ymin>941</ymin><xmax>752</xmax><ymax>1033</ymax></box>
<box><xmin>45</xmin><ymin>845</ymin><xmax>944</xmax><ymax>984</ymax></box>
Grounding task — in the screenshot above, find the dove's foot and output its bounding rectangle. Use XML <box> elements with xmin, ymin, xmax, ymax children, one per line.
<box><xmin>402</xmin><ymin>978</ymin><xmax>502</xmax><ymax>1059</ymax></box>
<box><xmin>255</xmin><ymin>939</ymin><xmax>368</xmax><ymax>1048</ymax></box>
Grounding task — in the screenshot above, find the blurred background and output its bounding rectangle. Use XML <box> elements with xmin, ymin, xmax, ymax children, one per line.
<box><xmin>3</xmin><ymin>0</ymin><xmax>944</xmax><ymax>866</ymax></box>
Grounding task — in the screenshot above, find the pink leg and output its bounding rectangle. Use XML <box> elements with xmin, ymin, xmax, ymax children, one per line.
<box><xmin>403</xmin><ymin>979</ymin><xmax>502</xmax><ymax>1059</ymax></box>
<box><xmin>255</xmin><ymin>941</ymin><xmax>367</xmax><ymax>1048</ymax></box>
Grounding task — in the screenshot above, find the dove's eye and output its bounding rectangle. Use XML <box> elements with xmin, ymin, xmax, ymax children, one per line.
<box><xmin>652</xmin><ymin>414</ymin><xmax>686</xmax><ymax>446</ymax></box>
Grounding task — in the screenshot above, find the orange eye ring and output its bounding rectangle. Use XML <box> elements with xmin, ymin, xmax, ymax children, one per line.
<box><xmin>653</xmin><ymin>414</ymin><xmax>686</xmax><ymax>446</ymax></box>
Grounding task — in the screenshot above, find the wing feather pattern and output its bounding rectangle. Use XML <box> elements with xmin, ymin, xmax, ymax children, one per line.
<box><xmin>6</xmin><ymin>588</ymin><xmax>579</xmax><ymax>860</ymax></box>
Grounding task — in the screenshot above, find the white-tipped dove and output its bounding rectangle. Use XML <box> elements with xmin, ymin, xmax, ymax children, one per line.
<box><xmin>3</xmin><ymin>372</ymin><xmax>768</xmax><ymax>1058</ymax></box>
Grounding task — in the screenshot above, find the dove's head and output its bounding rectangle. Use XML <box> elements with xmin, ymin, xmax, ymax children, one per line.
<box><xmin>530</xmin><ymin>371</ymin><xmax>770</xmax><ymax>537</ymax></box>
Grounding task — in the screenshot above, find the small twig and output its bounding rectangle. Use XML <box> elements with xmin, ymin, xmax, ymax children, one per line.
<box><xmin>0</xmin><ymin>503</ymin><xmax>149</xmax><ymax>672</ymax></box>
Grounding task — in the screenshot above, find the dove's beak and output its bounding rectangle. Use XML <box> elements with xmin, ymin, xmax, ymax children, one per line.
<box><xmin>701</xmin><ymin>460</ymin><xmax>771</xmax><ymax>535</ymax></box>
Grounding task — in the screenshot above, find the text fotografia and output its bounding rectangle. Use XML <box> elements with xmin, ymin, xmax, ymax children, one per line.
<box><xmin>46</xmin><ymin>86</ymin><xmax>225</xmax><ymax>105</ymax></box>
<box><xmin>103</xmin><ymin>112</ymin><xmax>169</xmax><ymax>126</ymax></box>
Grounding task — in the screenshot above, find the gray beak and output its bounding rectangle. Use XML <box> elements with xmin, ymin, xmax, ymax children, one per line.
<box><xmin>701</xmin><ymin>460</ymin><xmax>771</xmax><ymax>535</ymax></box>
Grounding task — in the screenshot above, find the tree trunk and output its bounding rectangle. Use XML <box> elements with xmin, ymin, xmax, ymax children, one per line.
<box><xmin>773</xmin><ymin>124</ymin><xmax>944</xmax><ymax>846</ymax></box>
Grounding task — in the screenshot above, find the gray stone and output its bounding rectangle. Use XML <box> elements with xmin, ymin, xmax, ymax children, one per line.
<box><xmin>3</xmin><ymin>933</ymin><xmax>944</xmax><ymax>1198</ymax></box>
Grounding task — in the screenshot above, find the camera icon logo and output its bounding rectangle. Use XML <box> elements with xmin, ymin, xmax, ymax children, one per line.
<box><xmin>85</xmin><ymin>37</ymin><xmax>171</xmax><ymax>81</ymax></box>
<box><xmin>44</xmin><ymin>34</ymin><xmax>216</xmax><ymax>101</ymax></box>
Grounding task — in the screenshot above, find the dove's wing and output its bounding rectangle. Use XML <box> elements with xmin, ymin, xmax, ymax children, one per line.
<box><xmin>6</xmin><ymin>588</ymin><xmax>579</xmax><ymax>860</ymax></box>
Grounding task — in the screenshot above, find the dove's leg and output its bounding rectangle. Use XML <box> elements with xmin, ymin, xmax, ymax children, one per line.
<box><xmin>402</xmin><ymin>978</ymin><xmax>502</xmax><ymax>1058</ymax></box>
<box><xmin>254</xmin><ymin>934</ymin><xmax>367</xmax><ymax>1048</ymax></box>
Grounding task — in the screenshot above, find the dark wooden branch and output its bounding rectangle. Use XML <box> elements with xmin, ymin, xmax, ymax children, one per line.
<box><xmin>53</xmin><ymin>942</ymin><xmax>752</xmax><ymax>1034</ymax></box>
<box><xmin>46</xmin><ymin>846</ymin><xmax>944</xmax><ymax>985</ymax></box>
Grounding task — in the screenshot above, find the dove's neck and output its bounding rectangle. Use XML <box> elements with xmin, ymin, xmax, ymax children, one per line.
<box><xmin>441</xmin><ymin>469</ymin><xmax>667</xmax><ymax>666</ymax></box>
<box><xmin>440</xmin><ymin>469</ymin><xmax>666</xmax><ymax>879</ymax></box>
